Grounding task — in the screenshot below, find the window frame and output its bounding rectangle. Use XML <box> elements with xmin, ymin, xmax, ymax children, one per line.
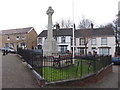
<box><xmin>38</xmin><ymin>37</ymin><xmax>42</xmax><ymax>44</ymax></box>
<box><xmin>7</xmin><ymin>35</ymin><xmax>10</xmax><ymax>40</ymax></box>
<box><xmin>99</xmin><ymin>48</ymin><xmax>109</xmax><ymax>55</ymax></box>
<box><xmin>91</xmin><ymin>38</ymin><xmax>96</xmax><ymax>45</ymax></box>
<box><xmin>61</xmin><ymin>36</ymin><xmax>66</xmax><ymax>43</ymax></box>
<box><xmin>101</xmin><ymin>37</ymin><xmax>107</xmax><ymax>45</ymax></box>
<box><xmin>21</xmin><ymin>34</ymin><xmax>25</xmax><ymax>40</ymax></box>
<box><xmin>16</xmin><ymin>34</ymin><xmax>20</xmax><ymax>40</ymax></box>
<box><xmin>79</xmin><ymin>38</ymin><xmax>85</xmax><ymax>45</ymax></box>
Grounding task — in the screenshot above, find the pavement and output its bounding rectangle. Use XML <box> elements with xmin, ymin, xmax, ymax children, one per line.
<box><xmin>2</xmin><ymin>53</ymin><xmax>40</xmax><ymax>88</ymax></box>
<box><xmin>0</xmin><ymin>52</ymin><xmax>2</xmax><ymax>89</ymax></box>
<box><xmin>83</xmin><ymin>65</ymin><xmax>119</xmax><ymax>88</ymax></box>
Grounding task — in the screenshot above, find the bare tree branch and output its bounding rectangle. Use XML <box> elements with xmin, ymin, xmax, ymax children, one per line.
<box><xmin>78</xmin><ymin>16</ymin><xmax>93</xmax><ymax>29</ymax></box>
<box><xmin>55</xmin><ymin>18</ymin><xmax>72</xmax><ymax>28</ymax></box>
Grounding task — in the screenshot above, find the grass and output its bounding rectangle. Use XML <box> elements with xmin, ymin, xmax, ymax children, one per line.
<box><xmin>39</xmin><ymin>59</ymin><xmax>94</xmax><ymax>82</ymax></box>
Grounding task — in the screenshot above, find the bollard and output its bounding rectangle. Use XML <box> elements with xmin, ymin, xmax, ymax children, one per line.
<box><xmin>3</xmin><ymin>50</ymin><xmax>5</xmax><ymax>56</ymax></box>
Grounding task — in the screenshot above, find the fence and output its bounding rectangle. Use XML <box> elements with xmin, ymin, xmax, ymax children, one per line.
<box><xmin>17</xmin><ymin>48</ymin><xmax>112</xmax><ymax>82</ymax></box>
<box><xmin>17</xmin><ymin>48</ymin><xmax>43</xmax><ymax>75</ymax></box>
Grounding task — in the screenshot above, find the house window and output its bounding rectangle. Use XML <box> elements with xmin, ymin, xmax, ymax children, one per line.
<box><xmin>77</xmin><ymin>48</ymin><xmax>85</xmax><ymax>55</ymax></box>
<box><xmin>21</xmin><ymin>42</ymin><xmax>26</xmax><ymax>48</ymax></box>
<box><xmin>80</xmin><ymin>48</ymin><xmax>85</xmax><ymax>55</ymax></box>
<box><xmin>99</xmin><ymin>48</ymin><xmax>109</xmax><ymax>55</ymax></box>
<box><xmin>38</xmin><ymin>37</ymin><xmax>42</xmax><ymax>44</ymax></box>
<box><xmin>101</xmin><ymin>38</ymin><xmax>107</xmax><ymax>45</ymax></box>
<box><xmin>10</xmin><ymin>43</ymin><xmax>14</xmax><ymax>49</ymax></box>
<box><xmin>7</xmin><ymin>35</ymin><xmax>10</xmax><ymax>40</ymax></box>
<box><xmin>60</xmin><ymin>45</ymin><xmax>67</xmax><ymax>53</ymax></box>
<box><xmin>79</xmin><ymin>38</ymin><xmax>85</xmax><ymax>45</ymax></box>
<box><xmin>16</xmin><ymin>35</ymin><xmax>19</xmax><ymax>40</ymax></box>
<box><xmin>61</xmin><ymin>36</ymin><xmax>65</xmax><ymax>43</ymax></box>
<box><xmin>4</xmin><ymin>43</ymin><xmax>9</xmax><ymax>48</ymax></box>
<box><xmin>21</xmin><ymin>34</ymin><xmax>25</xmax><ymax>40</ymax></box>
<box><xmin>91</xmin><ymin>38</ymin><xmax>96</xmax><ymax>45</ymax></box>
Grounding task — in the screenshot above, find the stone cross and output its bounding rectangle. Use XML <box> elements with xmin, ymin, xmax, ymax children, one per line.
<box><xmin>46</xmin><ymin>6</ymin><xmax>54</xmax><ymax>40</ymax></box>
<box><xmin>43</xmin><ymin>6</ymin><xmax>58</xmax><ymax>56</ymax></box>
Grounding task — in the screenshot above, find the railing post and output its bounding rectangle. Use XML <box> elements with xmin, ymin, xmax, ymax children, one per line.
<box><xmin>80</xmin><ymin>59</ymin><xmax>82</xmax><ymax>77</ymax></box>
<box><xmin>93</xmin><ymin>57</ymin><xmax>96</xmax><ymax>72</ymax></box>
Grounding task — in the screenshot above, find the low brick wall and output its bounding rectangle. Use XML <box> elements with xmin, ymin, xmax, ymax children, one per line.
<box><xmin>43</xmin><ymin>64</ymin><xmax>112</xmax><ymax>87</ymax></box>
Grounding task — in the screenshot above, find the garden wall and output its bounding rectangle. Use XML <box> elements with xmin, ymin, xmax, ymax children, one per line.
<box><xmin>37</xmin><ymin>64</ymin><xmax>112</xmax><ymax>87</ymax></box>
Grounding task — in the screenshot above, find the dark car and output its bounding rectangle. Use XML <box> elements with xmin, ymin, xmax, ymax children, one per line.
<box><xmin>112</xmin><ymin>57</ymin><xmax>120</xmax><ymax>65</ymax></box>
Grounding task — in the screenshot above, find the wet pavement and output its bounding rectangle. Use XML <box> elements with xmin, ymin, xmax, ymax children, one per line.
<box><xmin>84</xmin><ymin>65</ymin><xmax>119</xmax><ymax>88</ymax></box>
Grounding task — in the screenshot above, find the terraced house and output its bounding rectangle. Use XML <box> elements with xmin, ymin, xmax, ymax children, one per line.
<box><xmin>38</xmin><ymin>27</ymin><xmax>115</xmax><ymax>56</ymax></box>
<box><xmin>0</xmin><ymin>27</ymin><xmax>37</xmax><ymax>50</ymax></box>
<box><xmin>75</xmin><ymin>27</ymin><xmax>115</xmax><ymax>57</ymax></box>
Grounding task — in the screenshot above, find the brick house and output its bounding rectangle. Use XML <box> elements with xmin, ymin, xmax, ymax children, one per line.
<box><xmin>0</xmin><ymin>27</ymin><xmax>37</xmax><ymax>50</ymax></box>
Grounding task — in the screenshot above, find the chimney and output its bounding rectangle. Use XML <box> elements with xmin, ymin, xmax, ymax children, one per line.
<box><xmin>74</xmin><ymin>24</ymin><xmax>76</xmax><ymax>30</ymax></box>
<box><xmin>56</xmin><ymin>23</ymin><xmax>60</xmax><ymax>30</ymax></box>
<box><xmin>91</xmin><ymin>23</ymin><xmax>93</xmax><ymax>29</ymax></box>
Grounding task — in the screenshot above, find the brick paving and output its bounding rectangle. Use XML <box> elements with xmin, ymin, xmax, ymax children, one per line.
<box><xmin>2</xmin><ymin>53</ymin><xmax>40</xmax><ymax>88</ymax></box>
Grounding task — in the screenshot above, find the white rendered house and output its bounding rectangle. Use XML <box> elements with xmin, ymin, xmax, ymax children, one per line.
<box><xmin>75</xmin><ymin>28</ymin><xmax>115</xmax><ymax>57</ymax></box>
<box><xmin>38</xmin><ymin>27</ymin><xmax>115</xmax><ymax>56</ymax></box>
<box><xmin>37</xmin><ymin>28</ymin><xmax>73</xmax><ymax>53</ymax></box>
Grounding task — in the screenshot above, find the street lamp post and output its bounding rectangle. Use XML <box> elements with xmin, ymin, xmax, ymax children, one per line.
<box><xmin>72</xmin><ymin>0</ymin><xmax>75</xmax><ymax>59</ymax></box>
<box><xmin>115</xmin><ymin>25</ymin><xmax>120</xmax><ymax>56</ymax></box>
<box><xmin>115</xmin><ymin>25</ymin><xmax>118</xmax><ymax>53</ymax></box>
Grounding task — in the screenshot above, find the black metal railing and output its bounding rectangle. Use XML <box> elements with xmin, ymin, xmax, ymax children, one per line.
<box><xmin>17</xmin><ymin>48</ymin><xmax>43</xmax><ymax>75</ymax></box>
<box><xmin>17</xmin><ymin>48</ymin><xmax>112</xmax><ymax>82</ymax></box>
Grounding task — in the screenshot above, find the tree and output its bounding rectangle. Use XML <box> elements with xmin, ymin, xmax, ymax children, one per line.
<box><xmin>78</xmin><ymin>16</ymin><xmax>93</xmax><ymax>29</ymax></box>
<box><xmin>82</xmin><ymin>29</ymin><xmax>93</xmax><ymax>56</ymax></box>
<box><xmin>99</xmin><ymin>19</ymin><xmax>117</xmax><ymax>28</ymax></box>
<box><xmin>55</xmin><ymin>18</ymin><xmax>72</xmax><ymax>28</ymax></box>
<box><xmin>99</xmin><ymin>23</ymin><xmax>114</xmax><ymax>28</ymax></box>
<box><xmin>77</xmin><ymin>16</ymin><xmax>94</xmax><ymax>55</ymax></box>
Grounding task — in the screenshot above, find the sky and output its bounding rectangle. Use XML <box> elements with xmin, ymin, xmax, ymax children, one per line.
<box><xmin>0</xmin><ymin>0</ymin><xmax>119</xmax><ymax>34</ymax></box>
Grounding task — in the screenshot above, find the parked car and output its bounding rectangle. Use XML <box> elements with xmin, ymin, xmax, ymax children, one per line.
<box><xmin>2</xmin><ymin>47</ymin><xmax>16</xmax><ymax>53</ymax></box>
<box><xmin>112</xmin><ymin>57</ymin><xmax>120</xmax><ymax>65</ymax></box>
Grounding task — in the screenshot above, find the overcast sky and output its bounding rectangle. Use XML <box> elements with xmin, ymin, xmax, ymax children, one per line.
<box><xmin>0</xmin><ymin>0</ymin><xmax>119</xmax><ymax>34</ymax></box>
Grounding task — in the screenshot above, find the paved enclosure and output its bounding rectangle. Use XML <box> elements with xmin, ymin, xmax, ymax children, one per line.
<box><xmin>2</xmin><ymin>53</ymin><xmax>39</xmax><ymax>88</ymax></box>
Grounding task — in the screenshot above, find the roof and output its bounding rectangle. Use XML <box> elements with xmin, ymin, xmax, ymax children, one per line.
<box><xmin>1</xmin><ymin>27</ymin><xmax>34</xmax><ymax>35</ymax></box>
<box><xmin>75</xmin><ymin>27</ymin><xmax>114</xmax><ymax>38</ymax></box>
<box><xmin>38</xmin><ymin>27</ymin><xmax>114</xmax><ymax>38</ymax></box>
<box><xmin>38</xmin><ymin>28</ymin><xmax>73</xmax><ymax>37</ymax></box>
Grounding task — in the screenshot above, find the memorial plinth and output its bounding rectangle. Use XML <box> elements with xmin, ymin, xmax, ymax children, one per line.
<box><xmin>43</xmin><ymin>6</ymin><xmax>58</xmax><ymax>56</ymax></box>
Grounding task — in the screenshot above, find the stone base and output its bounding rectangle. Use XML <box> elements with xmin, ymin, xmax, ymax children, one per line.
<box><xmin>43</xmin><ymin>38</ymin><xmax>58</xmax><ymax>56</ymax></box>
